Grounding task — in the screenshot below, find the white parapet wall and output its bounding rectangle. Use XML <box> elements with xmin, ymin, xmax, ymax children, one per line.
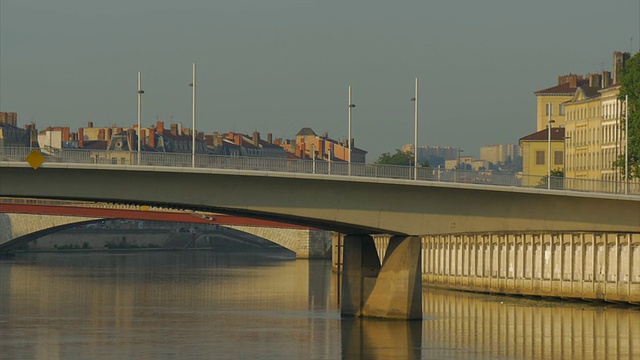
<box><xmin>364</xmin><ymin>233</ymin><xmax>640</xmax><ymax>304</ymax></box>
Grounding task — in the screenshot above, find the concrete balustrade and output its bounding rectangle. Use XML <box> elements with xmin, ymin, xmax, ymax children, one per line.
<box><xmin>367</xmin><ymin>233</ymin><xmax>640</xmax><ymax>304</ymax></box>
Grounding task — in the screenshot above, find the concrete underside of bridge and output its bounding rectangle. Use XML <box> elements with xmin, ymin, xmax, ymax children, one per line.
<box><xmin>341</xmin><ymin>235</ymin><xmax>422</xmax><ymax>319</ymax></box>
<box><xmin>1</xmin><ymin>164</ymin><xmax>639</xmax><ymax>235</ymax></box>
<box><xmin>0</xmin><ymin>213</ymin><xmax>329</xmax><ymax>258</ymax></box>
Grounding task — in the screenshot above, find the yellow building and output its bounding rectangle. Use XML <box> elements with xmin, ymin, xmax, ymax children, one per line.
<box><xmin>527</xmin><ymin>51</ymin><xmax>633</xmax><ymax>192</ymax></box>
<box><xmin>598</xmin><ymin>84</ymin><xmax>625</xmax><ymax>183</ymax></box>
<box><xmin>534</xmin><ymin>73</ymin><xmax>610</xmax><ymax>131</ymax></box>
<box><xmin>519</xmin><ymin>127</ymin><xmax>565</xmax><ymax>187</ymax></box>
<box><xmin>563</xmin><ymin>86</ymin><xmax>603</xmax><ymax>181</ymax></box>
<box><xmin>563</xmin><ymin>83</ymin><xmax>630</xmax><ymax>192</ymax></box>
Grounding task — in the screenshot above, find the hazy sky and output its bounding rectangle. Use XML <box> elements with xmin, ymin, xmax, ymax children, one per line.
<box><xmin>1</xmin><ymin>0</ymin><xmax>639</xmax><ymax>160</ymax></box>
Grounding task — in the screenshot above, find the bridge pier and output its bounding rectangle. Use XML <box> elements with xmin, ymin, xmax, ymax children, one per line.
<box><xmin>341</xmin><ymin>235</ymin><xmax>422</xmax><ymax>319</ymax></box>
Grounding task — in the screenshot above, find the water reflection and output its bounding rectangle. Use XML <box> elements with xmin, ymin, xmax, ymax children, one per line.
<box><xmin>1</xmin><ymin>252</ymin><xmax>640</xmax><ymax>359</ymax></box>
<box><xmin>342</xmin><ymin>319</ymin><xmax>422</xmax><ymax>360</ymax></box>
<box><xmin>424</xmin><ymin>289</ymin><xmax>640</xmax><ymax>359</ymax></box>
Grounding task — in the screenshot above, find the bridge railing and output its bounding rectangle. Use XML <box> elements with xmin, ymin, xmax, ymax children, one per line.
<box><xmin>2</xmin><ymin>146</ymin><xmax>639</xmax><ymax>196</ymax></box>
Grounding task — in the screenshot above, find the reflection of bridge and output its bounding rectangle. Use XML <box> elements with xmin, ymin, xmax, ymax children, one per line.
<box><xmin>0</xmin><ymin>201</ymin><xmax>329</xmax><ymax>258</ymax></box>
<box><xmin>2</xmin><ymin>149</ymin><xmax>640</xmax><ymax>319</ymax></box>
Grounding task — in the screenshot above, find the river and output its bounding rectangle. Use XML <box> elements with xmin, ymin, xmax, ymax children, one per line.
<box><xmin>1</xmin><ymin>251</ymin><xmax>638</xmax><ymax>359</ymax></box>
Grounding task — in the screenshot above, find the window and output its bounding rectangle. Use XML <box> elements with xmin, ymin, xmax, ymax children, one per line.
<box><xmin>536</xmin><ymin>151</ymin><xmax>545</xmax><ymax>165</ymax></box>
<box><xmin>554</xmin><ymin>151</ymin><xmax>563</xmax><ymax>165</ymax></box>
<box><xmin>559</xmin><ymin>104</ymin><xmax>565</xmax><ymax>116</ymax></box>
<box><xmin>545</xmin><ymin>104</ymin><xmax>553</xmax><ymax>116</ymax></box>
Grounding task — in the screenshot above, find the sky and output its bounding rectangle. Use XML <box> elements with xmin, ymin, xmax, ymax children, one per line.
<box><xmin>1</xmin><ymin>0</ymin><xmax>640</xmax><ymax>161</ymax></box>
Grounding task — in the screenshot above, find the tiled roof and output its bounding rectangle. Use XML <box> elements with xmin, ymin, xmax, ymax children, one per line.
<box><xmin>519</xmin><ymin>127</ymin><xmax>565</xmax><ymax>142</ymax></box>
<box><xmin>296</xmin><ymin>127</ymin><xmax>317</xmax><ymax>136</ymax></box>
<box><xmin>534</xmin><ymin>79</ymin><xmax>589</xmax><ymax>96</ymax></box>
<box><xmin>82</xmin><ymin>140</ymin><xmax>108</xmax><ymax>150</ymax></box>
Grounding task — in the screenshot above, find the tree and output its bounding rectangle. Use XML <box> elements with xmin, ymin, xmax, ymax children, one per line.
<box><xmin>375</xmin><ymin>149</ymin><xmax>430</xmax><ymax>167</ymax></box>
<box><xmin>614</xmin><ymin>52</ymin><xmax>640</xmax><ymax>178</ymax></box>
<box><xmin>375</xmin><ymin>149</ymin><xmax>415</xmax><ymax>166</ymax></box>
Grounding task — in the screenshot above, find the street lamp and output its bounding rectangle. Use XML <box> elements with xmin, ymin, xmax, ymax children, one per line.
<box><xmin>563</xmin><ymin>136</ymin><xmax>571</xmax><ymax>190</ymax></box>
<box><xmin>189</xmin><ymin>63</ymin><xmax>196</xmax><ymax>168</ymax></box>
<box><xmin>547</xmin><ymin>103</ymin><xmax>555</xmax><ymax>190</ymax></box>
<box><xmin>624</xmin><ymin>95</ymin><xmax>629</xmax><ymax>194</ymax></box>
<box><xmin>137</xmin><ymin>72</ymin><xmax>144</xmax><ymax>165</ymax></box>
<box><xmin>457</xmin><ymin>148</ymin><xmax>464</xmax><ymax>182</ymax></box>
<box><xmin>347</xmin><ymin>85</ymin><xmax>355</xmax><ymax>175</ymax></box>
<box><xmin>411</xmin><ymin>77</ymin><xmax>418</xmax><ymax>180</ymax></box>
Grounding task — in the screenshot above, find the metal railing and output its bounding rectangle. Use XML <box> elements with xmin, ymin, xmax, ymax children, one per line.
<box><xmin>2</xmin><ymin>146</ymin><xmax>639</xmax><ymax>196</ymax></box>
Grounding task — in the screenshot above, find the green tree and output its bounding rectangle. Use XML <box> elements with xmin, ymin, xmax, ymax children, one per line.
<box><xmin>375</xmin><ymin>149</ymin><xmax>415</xmax><ymax>166</ymax></box>
<box><xmin>374</xmin><ymin>149</ymin><xmax>430</xmax><ymax>167</ymax></box>
<box><xmin>614</xmin><ymin>52</ymin><xmax>640</xmax><ymax>178</ymax></box>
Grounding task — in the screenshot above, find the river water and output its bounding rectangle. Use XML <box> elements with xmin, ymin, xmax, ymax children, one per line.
<box><xmin>1</xmin><ymin>251</ymin><xmax>639</xmax><ymax>359</ymax></box>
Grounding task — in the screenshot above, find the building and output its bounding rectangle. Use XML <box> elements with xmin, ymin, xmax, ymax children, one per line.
<box><xmin>559</xmin><ymin>51</ymin><xmax>631</xmax><ymax>191</ymax></box>
<box><xmin>533</xmin><ymin>73</ymin><xmax>610</xmax><ymax>131</ymax></box>
<box><xmin>402</xmin><ymin>144</ymin><xmax>460</xmax><ymax>167</ymax></box>
<box><xmin>519</xmin><ymin>127</ymin><xmax>565</xmax><ymax>187</ymax></box>
<box><xmin>0</xmin><ymin>112</ymin><xmax>18</xmax><ymax>127</ymax></box>
<box><xmin>0</xmin><ymin>112</ymin><xmax>34</xmax><ymax>149</ymax></box>
<box><xmin>288</xmin><ymin>128</ymin><xmax>367</xmax><ymax>163</ymax></box>
<box><xmin>530</xmin><ymin>51</ymin><xmax>634</xmax><ymax>192</ymax></box>
<box><xmin>216</xmin><ymin>131</ymin><xmax>287</xmax><ymax>158</ymax></box>
<box><xmin>479</xmin><ymin>144</ymin><xmax>520</xmax><ymax>166</ymax></box>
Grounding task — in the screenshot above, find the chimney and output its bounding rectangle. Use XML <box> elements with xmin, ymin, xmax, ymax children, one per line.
<box><xmin>253</xmin><ymin>131</ymin><xmax>260</xmax><ymax>147</ymax></box>
<box><xmin>88</xmin><ymin>121</ymin><xmax>93</xmax><ymax>128</ymax></box>
<box><xmin>106</xmin><ymin>128</ymin><xmax>112</xmax><ymax>143</ymax></box>
<box><xmin>602</xmin><ymin>71</ymin><xmax>612</xmax><ymax>88</ymax></box>
<box><xmin>79</xmin><ymin>128</ymin><xmax>84</xmax><ymax>148</ymax></box>
<box><xmin>267</xmin><ymin>133</ymin><xmax>272</xmax><ymax>144</ymax></box>
<box><xmin>156</xmin><ymin>121</ymin><xmax>164</xmax><ymax>135</ymax></box>
<box><xmin>170</xmin><ymin>124</ymin><xmax>178</xmax><ymax>136</ymax></box>
<box><xmin>214</xmin><ymin>133</ymin><xmax>223</xmax><ymax>147</ymax></box>
<box><xmin>128</xmin><ymin>129</ymin><xmax>135</xmax><ymax>150</ymax></box>
<box><xmin>178</xmin><ymin>122</ymin><xmax>183</xmax><ymax>135</ymax></box>
<box><xmin>98</xmin><ymin>129</ymin><xmax>105</xmax><ymax>141</ymax></box>
<box><xmin>149</xmin><ymin>128</ymin><xmax>156</xmax><ymax>148</ymax></box>
<box><xmin>141</xmin><ymin>129</ymin><xmax>146</xmax><ymax>146</ymax></box>
<box><xmin>568</xmin><ymin>74</ymin><xmax>577</xmax><ymax>88</ymax></box>
<box><xmin>613</xmin><ymin>51</ymin><xmax>631</xmax><ymax>84</ymax></box>
<box><xmin>589</xmin><ymin>73</ymin><xmax>602</xmax><ymax>88</ymax></box>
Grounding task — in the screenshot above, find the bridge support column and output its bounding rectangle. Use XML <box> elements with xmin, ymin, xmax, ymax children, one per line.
<box><xmin>341</xmin><ymin>235</ymin><xmax>422</xmax><ymax>319</ymax></box>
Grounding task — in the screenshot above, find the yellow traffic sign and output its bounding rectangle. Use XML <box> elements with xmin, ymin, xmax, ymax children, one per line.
<box><xmin>25</xmin><ymin>150</ymin><xmax>45</xmax><ymax>170</ymax></box>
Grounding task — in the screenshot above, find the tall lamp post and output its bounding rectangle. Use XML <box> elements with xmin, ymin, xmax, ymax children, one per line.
<box><xmin>625</xmin><ymin>95</ymin><xmax>629</xmax><ymax>194</ymax></box>
<box><xmin>137</xmin><ymin>72</ymin><xmax>144</xmax><ymax>165</ymax></box>
<box><xmin>547</xmin><ymin>103</ymin><xmax>555</xmax><ymax>190</ymax></box>
<box><xmin>347</xmin><ymin>85</ymin><xmax>355</xmax><ymax>175</ymax></box>
<box><xmin>411</xmin><ymin>77</ymin><xmax>419</xmax><ymax>180</ymax></box>
<box><xmin>457</xmin><ymin>148</ymin><xmax>463</xmax><ymax>182</ymax></box>
<box><xmin>189</xmin><ymin>63</ymin><xmax>196</xmax><ymax>168</ymax></box>
<box><xmin>563</xmin><ymin>136</ymin><xmax>571</xmax><ymax>190</ymax></box>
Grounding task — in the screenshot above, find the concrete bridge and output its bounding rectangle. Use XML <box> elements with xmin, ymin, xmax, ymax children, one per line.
<box><xmin>2</xmin><ymin>156</ymin><xmax>640</xmax><ymax>319</ymax></box>
<box><xmin>0</xmin><ymin>202</ymin><xmax>330</xmax><ymax>258</ymax></box>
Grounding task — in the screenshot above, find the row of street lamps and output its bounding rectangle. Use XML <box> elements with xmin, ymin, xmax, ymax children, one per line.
<box><xmin>138</xmin><ymin>73</ymin><xmax>422</xmax><ymax>172</ymax></box>
<box><xmin>347</xmin><ymin>77</ymin><xmax>421</xmax><ymax>178</ymax></box>
<box><xmin>136</xmin><ymin>63</ymin><xmax>197</xmax><ymax>167</ymax></box>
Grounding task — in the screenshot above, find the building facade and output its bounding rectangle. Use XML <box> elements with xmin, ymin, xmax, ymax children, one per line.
<box><xmin>519</xmin><ymin>127</ymin><xmax>565</xmax><ymax>187</ymax></box>
<box><xmin>529</xmin><ymin>51</ymin><xmax>633</xmax><ymax>192</ymax></box>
